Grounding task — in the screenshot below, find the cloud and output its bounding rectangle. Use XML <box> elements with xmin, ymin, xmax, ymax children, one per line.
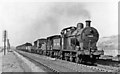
<box><xmin>50</xmin><ymin>2</ymin><xmax>91</xmax><ymax>19</ymax></box>
<box><xmin>0</xmin><ymin>2</ymin><xmax>91</xmax><ymax>46</ymax></box>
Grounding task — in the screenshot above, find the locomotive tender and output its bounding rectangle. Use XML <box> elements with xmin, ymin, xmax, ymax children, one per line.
<box><xmin>16</xmin><ymin>20</ymin><xmax>104</xmax><ymax>64</ymax></box>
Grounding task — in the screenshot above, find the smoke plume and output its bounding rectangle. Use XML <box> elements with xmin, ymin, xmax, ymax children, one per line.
<box><xmin>32</xmin><ymin>2</ymin><xmax>91</xmax><ymax>37</ymax></box>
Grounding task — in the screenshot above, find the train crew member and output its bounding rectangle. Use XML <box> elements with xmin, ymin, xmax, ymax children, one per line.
<box><xmin>71</xmin><ymin>23</ymin><xmax>84</xmax><ymax>50</ymax></box>
<box><xmin>76</xmin><ymin>23</ymin><xmax>84</xmax><ymax>50</ymax></box>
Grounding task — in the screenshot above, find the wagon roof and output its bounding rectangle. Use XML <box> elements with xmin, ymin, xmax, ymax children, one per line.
<box><xmin>17</xmin><ymin>42</ymin><xmax>32</xmax><ymax>47</ymax></box>
<box><xmin>34</xmin><ymin>38</ymin><xmax>47</xmax><ymax>43</ymax></box>
<box><xmin>37</xmin><ymin>38</ymin><xmax>46</xmax><ymax>41</ymax></box>
<box><xmin>47</xmin><ymin>35</ymin><xmax>61</xmax><ymax>39</ymax></box>
<box><xmin>24</xmin><ymin>42</ymin><xmax>32</xmax><ymax>46</ymax></box>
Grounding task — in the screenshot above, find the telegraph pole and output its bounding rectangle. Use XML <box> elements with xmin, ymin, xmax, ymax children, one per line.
<box><xmin>3</xmin><ymin>30</ymin><xmax>7</xmax><ymax>55</ymax></box>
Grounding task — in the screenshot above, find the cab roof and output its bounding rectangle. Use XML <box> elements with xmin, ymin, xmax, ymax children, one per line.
<box><xmin>62</xmin><ymin>26</ymin><xmax>76</xmax><ymax>31</ymax></box>
<box><xmin>47</xmin><ymin>35</ymin><xmax>61</xmax><ymax>40</ymax></box>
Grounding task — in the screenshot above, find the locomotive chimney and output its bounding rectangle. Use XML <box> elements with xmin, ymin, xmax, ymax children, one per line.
<box><xmin>85</xmin><ymin>20</ymin><xmax>91</xmax><ymax>27</ymax></box>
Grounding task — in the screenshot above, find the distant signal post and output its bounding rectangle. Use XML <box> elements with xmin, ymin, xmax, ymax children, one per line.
<box><xmin>7</xmin><ymin>39</ymin><xmax>10</xmax><ymax>51</ymax></box>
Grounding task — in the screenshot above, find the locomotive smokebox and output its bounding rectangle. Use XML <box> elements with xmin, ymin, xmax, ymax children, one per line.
<box><xmin>85</xmin><ymin>20</ymin><xmax>91</xmax><ymax>27</ymax></box>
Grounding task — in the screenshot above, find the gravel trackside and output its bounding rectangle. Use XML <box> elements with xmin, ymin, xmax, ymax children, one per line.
<box><xmin>13</xmin><ymin>51</ymin><xmax>45</xmax><ymax>72</ymax></box>
<box><xmin>1</xmin><ymin>51</ymin><xmax>31</xmax><ymax>72</ymax></box>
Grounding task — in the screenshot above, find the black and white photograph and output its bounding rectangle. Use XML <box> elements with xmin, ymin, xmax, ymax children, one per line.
<box><xmin>0</xmin><ymin>0</ymin><xmax>119</xmax><ymax>73</ymax></box>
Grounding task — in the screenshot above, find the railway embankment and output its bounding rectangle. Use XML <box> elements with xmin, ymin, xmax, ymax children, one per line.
<box><xmin>1</xmin><ymin>50</ymin><xmax>44</xmax><ymax>72</ymax></box>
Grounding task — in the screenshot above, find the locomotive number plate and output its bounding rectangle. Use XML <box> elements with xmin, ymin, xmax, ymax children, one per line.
<box><xmin>88</xmin><ymin>35</ymin><xmax>93</xmax><ymax>37</ymax></box>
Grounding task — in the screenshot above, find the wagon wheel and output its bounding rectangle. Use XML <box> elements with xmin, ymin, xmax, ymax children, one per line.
<box><xmin>70</xmin><ymin>56</ymin><xmax>73</xmax><ymax>62</ymax></box>
<box><xmin>59</xmin><ymin>54</ymin><xmax>63</xmax><ymax>59</ymax></box>
<box><xmin>75</xmin><ymin>57</ymin><xmax>79</xmax><ymax>63</ymax></box>
<box><xmin>91</xmin><ymin>56</ymin><xmax>97</xmax><ymax>65</ymax></box>
<box><xmin>65</xmin><ymin>56</ymin><xmax>69</xmax><ymax>61</ymax></box>
<box><xmin>79</xmin><ymin>57</ymin><xmax>83</xmax><ymax>63</ymax></box>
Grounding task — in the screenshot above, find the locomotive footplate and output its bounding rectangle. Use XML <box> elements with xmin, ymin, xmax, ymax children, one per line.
<box><xmin>92</xmin><ymin>50</ymin><xmax>104</xmax><ymax>55</ymax></box>
<box><xmin>77</xmin><ymin>50</ymin><xmax>90</xmax><ymax>55</ymax></box>
<box><xmin>76</xmin><ymin>50</ymin><xmax>104</xmax><ymax>56</ymax></box>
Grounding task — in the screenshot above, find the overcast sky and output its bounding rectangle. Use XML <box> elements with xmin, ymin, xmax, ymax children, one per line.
<box><xmin>0</xmin><ymin>0</ymin><xmax>118</xmax><ymax>46</ymax></box>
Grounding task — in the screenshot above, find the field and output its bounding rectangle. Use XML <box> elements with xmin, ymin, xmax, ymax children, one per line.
<box><xmin>97</xmin><ymin>35</ymin><xmax>119</xmax><ymax>61</ymax></box>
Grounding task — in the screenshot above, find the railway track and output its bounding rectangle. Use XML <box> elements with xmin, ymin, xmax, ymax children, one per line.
<box><xmin>97</xmin><ymin>59</ymin><xmax>120</xmax><ymax>67</ymax></box>
<box><xmin>15</xmin><ymin>50</ymin><xmax>119</xmax><ymax>73</ymax></box>
<box><xmin>96</xmin><ymin>59</ymin><xmax>119</xmax><ymax>72</ymax></box>
<box><xmin>17</xmin><ymin>52</ymin><xmax>59</xmax><ymax>73</ymax></box>
<box><xmin>15</xmin><ymin>50</ymin><xmax>80</xmax><ymax>72</ymax></box>
<box><xmin>56</xmin><ymin>59</ymin><xmax>119</xmax><ymax>72</ymax></box>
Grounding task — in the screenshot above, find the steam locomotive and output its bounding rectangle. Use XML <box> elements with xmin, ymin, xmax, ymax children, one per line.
<box><xmin>16</xmin><ymin>20</ymin><xmax>104</xmax><ymax>64</ymax></box>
